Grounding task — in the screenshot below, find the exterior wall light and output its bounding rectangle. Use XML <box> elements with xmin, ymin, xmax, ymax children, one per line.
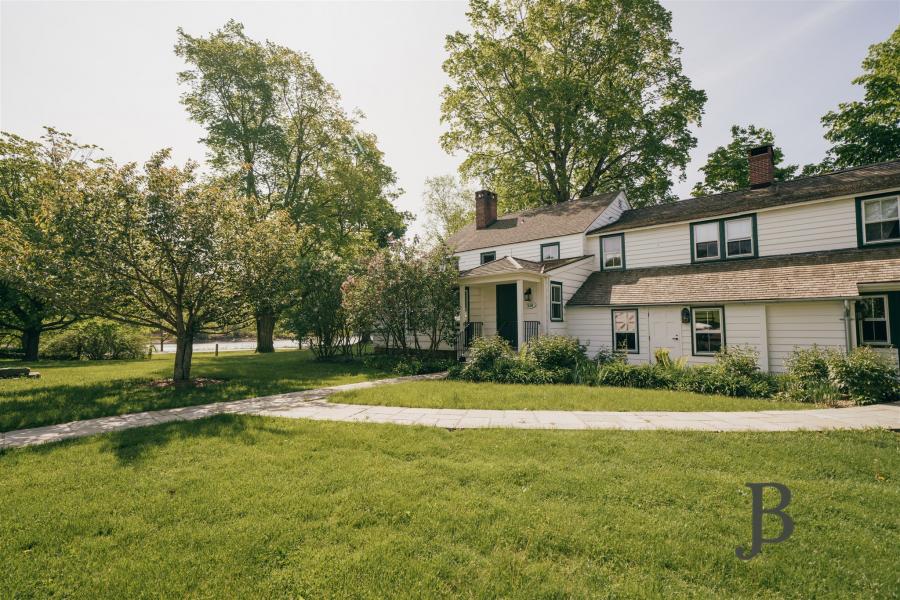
<box><xmin>681</xmin><ymin>307</ymin><xmax>691</xmax><ymax>324</ymax></box>
<box><xmin>524</xmin><ymin>288</ymin><xmax>532</xmax><ymax>302</ymax></box>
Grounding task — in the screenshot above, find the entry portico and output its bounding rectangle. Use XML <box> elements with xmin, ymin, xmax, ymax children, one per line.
<box><xmin>458</xmin><ymin>256</ymin><xmax>590</xmax><ymax>351</ymax></box>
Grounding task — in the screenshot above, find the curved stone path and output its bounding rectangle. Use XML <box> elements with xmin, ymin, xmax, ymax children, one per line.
<box><xmin>2</xmin><ymin>373</ymin><xmax>898</xmax><ymax>450</ymax></box>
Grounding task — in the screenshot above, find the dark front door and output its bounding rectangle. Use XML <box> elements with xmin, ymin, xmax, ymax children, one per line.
<box><xmin>496</xmin><ymin>283</ymin><xmax>518</xmax><ymax>349</ymax></box>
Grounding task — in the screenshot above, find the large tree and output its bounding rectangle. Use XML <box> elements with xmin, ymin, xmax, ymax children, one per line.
<box><xmin>60</xmin><ymin>151</ymin><xmax>246</xmax><ymax>382</ymax></box>
<box><xmin>0</xmin><ymin>130</ymin><xmax>97</xmax><ymax>360</ymax></box>
<box><xmin>175</xmin><ymin>21</ymin><xmax>406</xmax><ymax>351</ymax></box>
<box><xmin>821</xmin><ymin>26</ymin><xmax>900</xmax><ymax>169</ymax></box>
<box><xmin>422</xmin><ymin>174</ymin><xmax>474</xmax><ymax>242</ymax></box>
<box><xmin>441</xmin><ymin>0</ymin><xmax>706</xmax><ymax>210</ymax></box>
<box><xmin>691</xmin><ymin>125</ymin><xmax>797</xmax><ymax>196</ymax></box>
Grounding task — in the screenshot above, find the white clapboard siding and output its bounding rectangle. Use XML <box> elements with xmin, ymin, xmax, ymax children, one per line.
<box><xmin>757</xmin><ymin>198</ymin><xmax>857</xmax><ymax>256</ymax></box>
<box><xmin>547</xmin><ymin>259</ymin><xmax>595</xmax><ymax>336</ymax></box>
<box><xmin>766</xmin><ymin>301</ymin><xmax>847</xmax><ymax>372</ymax></box>
<box><xmin>623</xmin><ymin>224</ymin><xmax>691</xmax><ymax>268</ymax></box>
<box><xmin>566</xmin><ymin>306</ymin><xmax>651</xmax><ymax>364</ymax></box>
<box><xmin>457</xmin><ymin>233</ymin><xmax>585</xmax><ymax>270</ymax></box>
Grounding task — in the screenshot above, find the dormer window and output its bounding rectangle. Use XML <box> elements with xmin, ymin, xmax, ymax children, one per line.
<box><xmin>601</xmin><ymin>234</ymin><xmax>624</xmax><ymax>270</ymax></box>
<box><xmin>860</xmin><ymin>195</ymin><xmax>900</xmax><ymax>245</ymax></box>
<box><xmin>540</xmin><ymin>242</ymin><xmax>560</xmax><ymax>261</ymax></box>
<box><xmin>480</xmin><ymin>251</ymin><xmax>496</xmax><ymax>264</ymax></box>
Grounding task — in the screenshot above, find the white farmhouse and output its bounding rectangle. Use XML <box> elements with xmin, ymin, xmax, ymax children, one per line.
<box><xmin>445</xmin><ymin>146</ymin><xmax>900</xmax><ymax>372</ymax></box>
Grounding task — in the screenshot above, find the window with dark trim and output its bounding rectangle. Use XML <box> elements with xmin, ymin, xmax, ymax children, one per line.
<box><xmin>861</xmin><ymin>196</ymin><xmax>900</xmax><ymax>244</ymax></box>
<box><xmin>725</xmin><ymin>216</ymin><xmax>754</xmax><ymax>257</ymax></box>
<box><xmin>692</xmin><ymin>222</ymin><xmax>720</xmax><ymax>261</ymax></box>
<box><xmin>856</xmin><ymin>296</ymin><xmax>890</xmax><ymax>346</ymax></box>
<box><xmin>692</xmin><ymin>307</ymin><xmax>724</xmax><ymax>355</ymax></box>
<box><xmin>601</xmin><ymin>234</ymin><xmax>624</xmax><ymax>270</ymax></box>
<box><xmin>540</xmin><ymin>242</ymin><xmax>560</xmax><ymax>261</ymax></box>
<box><xmin>480</xmin><ymin>251</ymin><xmax>496</xmax><ymax>264</ymax></box>
<box><xmin>550</xmin><ymin>281</ymin><xmax>563</xmax><ymax>321</ymax></box>
<box><xmin>691</xmin><ymin>215</ymin><xmax>757</xmax><ymax>262</ymax></box>
<box><xmin>612</xmin><ymin>309</ymin><xmax>638</xmax><ymax>353</ymax></box>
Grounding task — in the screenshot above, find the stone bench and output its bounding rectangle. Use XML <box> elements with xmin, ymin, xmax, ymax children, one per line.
<box><xmin>0</xmin><ymin>367</ymin><xmax>39</xmax><ymax>379</ymax></box>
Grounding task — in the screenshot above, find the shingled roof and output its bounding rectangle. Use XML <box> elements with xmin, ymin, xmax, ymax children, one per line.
<box><xmin>460</xmin><ymin>255</ymin><xmax>593</xmax><ymax>279</ymax></box>
<box><xmin>587</xmin><ymin>160</ymin><xmax>900</xmax><ymax>235</ymax></box>
<box><xmin>447</xmin><ymin>191</ymin><xmax>620</xmax><ymax>252</ymax></box>
<box><xmin>567</xmin><ymin>246</ymin><xmax>900</xmax><ymax>306</ymax></box>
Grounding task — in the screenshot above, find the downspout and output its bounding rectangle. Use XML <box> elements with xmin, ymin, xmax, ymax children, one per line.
<box><xmin>842</xmin><ymin>300</ymin><xmax>853</xmax><ymax>355</ymax></box>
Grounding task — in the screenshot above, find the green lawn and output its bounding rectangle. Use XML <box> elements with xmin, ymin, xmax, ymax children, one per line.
<box><xmin>1</xmin><ymin>418</ymin><xmax>896</xmax><ymax>597</ymax></box>
<box><xmin>334</xmin><ymin>380</ymin><xmax>814</xmax><ymax>411</ymax></box>
<box><xmin>0</xmin><ymin>350</ymin><xmax>390</xmax><ymax>432</ymax></box>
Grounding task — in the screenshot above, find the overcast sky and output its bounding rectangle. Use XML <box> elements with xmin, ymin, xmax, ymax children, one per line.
<box><xmin>2</xmin><ymin>1</ymin><xmax>897</xmax><ymax>235</ymax></box>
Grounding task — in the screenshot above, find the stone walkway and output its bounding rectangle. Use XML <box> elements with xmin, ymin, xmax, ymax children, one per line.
<box><xmin>2</xmin><ymin>373</ymin><xmax>899</xmax><ymax>449</ymax></box>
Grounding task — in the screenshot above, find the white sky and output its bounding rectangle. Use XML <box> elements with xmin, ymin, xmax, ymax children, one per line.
<box><xmin>2</xmin><ymin>1</ymin><xmax>898</xmax><ymax>236</ymax></box>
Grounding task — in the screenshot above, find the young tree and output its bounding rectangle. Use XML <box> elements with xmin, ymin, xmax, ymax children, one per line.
<box><xmin>691</xmin><ymin>125</ymin><xmax>798</xmax><ymax>196</ymax></box>
<box><xmin>820</xmin><ymin>25</ymin><xmax>900</xmax><ymax>169</ymax></box>
<box><xmin>0</xmin><ymin>130</ymin><xmax>97</xmax><ymax>360</ymax></box>
<box><xmin>60</xmin><ymin>151</ymin><xmax>247</xmax><ymax>382</ymax></box>
<box><xmin>422</xmin><ymin>175</ymin><xmax>474</xmax><ymax>242</ymax></box>
<box><xmin>441</xmin><ymin>0</ymin><xmax>706</xmax><ymax>210</ymax></box>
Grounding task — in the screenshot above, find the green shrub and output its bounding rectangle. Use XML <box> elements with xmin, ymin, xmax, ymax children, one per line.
<box><xmin>828</xmin><ymin>346</ymin><xmax>900</xmax><ymax>405</ymax></box>
<box><xmin>594</xmin><ymin>347</ymin><xmax>625</xmax><ymax>365</ymax></box>
<box><xmin>363</xmin><ymin>353</ymin><xmax>455</xmax><ymax>376</ymax></box>
<box><xmin>524</xmin><ymin>336</ymin><xmax>589</xmax><ymax>383</ymax></box>
<box><xmin>714</xmin><ymin>346</ymin><xmax>761</xmax><ymax>379</ymax></box>
<box><xmin>453</xmin><ymin>336</ymin><xmax>555</xmax><ymax>384</ymax></box>
<box><xmin>43</xmin><ymin>320</ymin><xmax>149</xmax><ymax>360</ymax></box>
<box><xmin>597</xmin><ymin>362</ymin><xmax>680</xmax><ymax>390</ymax></box>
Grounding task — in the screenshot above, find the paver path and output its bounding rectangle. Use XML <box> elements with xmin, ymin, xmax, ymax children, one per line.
<box><xmin>2</xmin><ymin>373</ymin><xmax>898</xmax><ymax>449</ymax></box>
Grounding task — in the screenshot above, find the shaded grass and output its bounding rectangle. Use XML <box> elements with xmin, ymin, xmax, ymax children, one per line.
<box><xmin>334</xmin><ymin>380</ymin><xmax>814</xmax><ymax>411</ymax></box>
<box><xmin>0</xmin><ymin>350</ymin><xmax>390</xmax><ymax>432</ymax></box>
<box><xmin>1</xmin><ymin>418</ymin><xmax>897</xmax><ymax>598</ymax></box>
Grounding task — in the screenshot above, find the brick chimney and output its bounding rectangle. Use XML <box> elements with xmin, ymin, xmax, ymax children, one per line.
<box><xmin>748</xmin><ymin>144</ymin><xmax>775</xmax><ymax>189</ymax></box>
<box><xmin>475</xmin><ymin>190</ymin><xmax>498</xmax><ymax>229</ymax></box>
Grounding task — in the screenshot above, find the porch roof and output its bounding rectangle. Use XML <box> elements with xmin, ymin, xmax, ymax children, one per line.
<box><xmin>567</xmin><ymin>246</ymin><xmax>900</xmax><ymax>306</ymax></box>
<box><xmin>460</xmin><ymin>255</ymin><xmax>592</xmax><ymax>280</ymax></box>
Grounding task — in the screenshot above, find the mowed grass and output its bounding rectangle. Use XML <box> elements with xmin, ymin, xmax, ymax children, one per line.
<box><xmin>334</xmin><ymin>380</ymin><xmax>814</xmax><ymax>411</ymax></box>
<box><xmin>0</xmin><ymin>350</ymin><xmax>390</xmax><ymax>432</ymax></box>
<box><xmin>1</xmin><ymin>418</ymin><xmax>897</xmax><ymax>598</ymax></box>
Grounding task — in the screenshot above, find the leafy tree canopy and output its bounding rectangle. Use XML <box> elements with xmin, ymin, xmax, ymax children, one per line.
<box><xmin>691</xmin><ymin>125</ymin><xmax>797</xmax><ymax>196</ymax></box>
<box><xmin>422</xmin><ymin>174</ymin><xmax>474</xmax><ymax>242</ymax></box>
<box><xmin>821</xmin><ymin>25</ymin><xmax>900</xmax><ymax>169</ymax></box>
<box><xmin>441</xmin><ymin>0</ymin><xmax>706</xmax><ymax>211</ymax></box>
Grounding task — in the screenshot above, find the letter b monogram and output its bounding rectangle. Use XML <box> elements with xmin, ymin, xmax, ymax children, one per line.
<box><xmin>736</xmin><ymin>482</ymin><xmax>794</xmax><ymax>560</ymax></box>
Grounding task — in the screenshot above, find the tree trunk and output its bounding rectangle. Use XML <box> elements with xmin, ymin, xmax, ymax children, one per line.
<box><xmin>22</xmin><ymin>327</ymin><xmax>40</xmax><ymax>361</ymax></box>
<box><xmin>173</xmin><ymin>334</ymin><xmax>194</xmax><ymax>382</ymax></box>
<box><xmin>255</xmin><ymin>311</ymin><xmax>276</xmax><ymax>353</ymax></box>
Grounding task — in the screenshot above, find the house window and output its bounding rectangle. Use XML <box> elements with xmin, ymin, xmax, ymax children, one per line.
<box><xmin>550</xmin><ymin>281</ymin><xmax>563</xmax><ymax>321</ymax></box>
<box><xmin>725</xmin><ymin>217</ymin><xmax>754</xmax><ymax>257</ymax></box>
<box><xmin>612</xmin><ymin>309</ymin><xmax>638</xmax><ymax>353</ymax></box>
<box><xmin>601</xmin><ymin>235</ymin><xmax>624</xmax><ymax>270</ymax></box>
<box><xmin>480</xmin><ymin>251</ymin><xmax>496</xmax><ymax>264</ymax></box>
<box><xmin>692</xmin><ymin>307</ymin><xmax>723</xmax><ymax>355</ymax></box>
<box><xmin>692</xmin><ymin>222</ymin><xmax>720</xmax><ymax>261</ymax></box>
<box><xmin>540</xmin><ymin>242</ymin><xmax>560</xmax><ymax>261</ymax></box>
<box><xmin>856</xmin><ymin>296</ymin><xmax>890</xmax><ymax>345</ymax></box>
<box><xmin>861</xmin><ymin>196</ymin><xmax>900</xmax><ymax>244</ymax></box>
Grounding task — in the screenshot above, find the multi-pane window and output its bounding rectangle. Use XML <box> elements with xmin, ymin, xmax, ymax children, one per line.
<box><xmin>480</xmin><ymin>251</ymin><xmax>496</xmax><ymax>264</ymax></box>
<box><xmin>692</xmin><ymin>307</ymin><xmax>723</xmax><ymax>355</ymax></box>
<box><xmin>550</xmin><ymin>282</ymin><xmax>563</xmax><ymax>321</ymax></box>
<box><xmin>856</xmin><ymin>296</ymin><xmax>890</xmax><ymax>345</ymax></box>
<box><xmin>541</xmin><ymin>242</ymin><xmax>560</xmax><ymax>261</ymax></box>
<box><xmin>612</xmin><ymin>309</ymin><xmax>638</xmax><ymax>353</ymax></box>
<box><xmin>725</xmin><ymin>217</ymin><xmax>754</xmax><ymax>257</ymax></box>
<box><xmin>693</xmin><ymin>222</ymin><xmax>720</xmax><ymax>260</ymax></box>
<box><xmin>862</xmin><ymin>196</ymin><xmax>900</xmax><ymax>244</ymax></box>
<box><xmin>601</xmin><ymin>235</ymin><xmax>624</xmax><ymax>269</ymax></box>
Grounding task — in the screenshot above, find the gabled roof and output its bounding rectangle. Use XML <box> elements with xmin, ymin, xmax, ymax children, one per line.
<box><xmin>567</xmin><ymin>246</ymin><xmax>900</xmax><ymax>306</ymax></box>
<box><xmin>587</xmin><ymin>160</ymin><xmax>900</xmax><ymax>236</ymax></box>
<box><xmin>460</xmin><ymin>255</ymin><xmax>593</xmax><ymax>279</ymax></box>
<box><xmin>447</xmin><ymin>191</ymin><xmax>620</xmax><ymax>253</ymax></box>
